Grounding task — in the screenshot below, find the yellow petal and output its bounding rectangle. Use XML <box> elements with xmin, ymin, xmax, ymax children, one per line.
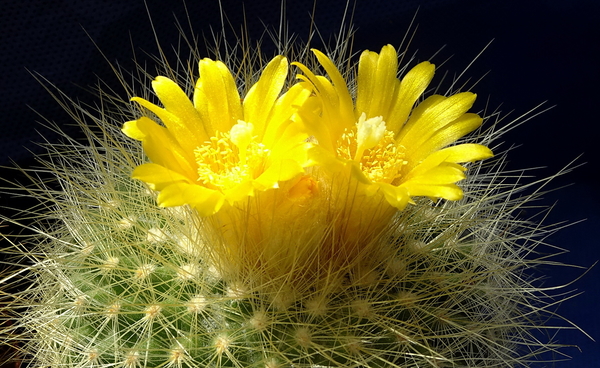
<box><xmin>377</xmin><ymin>182</ymin><xmax>411</xmax><ymax>210</ymax></box>
<box><xmin>404</xmin><ymin>144</ymin><xmax>493</xmax><ymax>182</ymax></box>
<box><xmin>407</xmin><ymin>113</ymin><xmax>483</xmax><ymax>165</ymax></box>
<box><xmin>294</xmin><ymin>69</ymin><xmax>353</xmax><ymax>139</ymax></box>
<box><xmin>356</xmin><ymin>50</ymin><xmax>379</xmax><ymax>116</ymax></box>
<box><xmin>195</xmin><ymin>59</ymin><xmax>243</xmax><ymax>135</ymax></box>
<box><xmin>271</xmin><ymin>140</ymin><xmax>311</xmax><ymax>170</ymax></box>
<box><xmin>262</xmin><ymin>82</ymin><xmax>312</xmax><ymax>149</ymax></box>
<box><xmin>401</xmin><ymin>182</ymin><xmax>464</xmax><ymax>201</ymax></box>
<box><xmin>266</xmin><ymin>111</ymin><xmax>311</xmax><ymax>164</ymax></box>
<box><xmin>253</xmin><ymin>159</ymin><xmax>304</xmax><ymax>191</ymax></box>
<box><xmin>307</xmin><ymin>145</ymin><xmax>345</xmax><ymax>172</ymax></box>
<box><xmin>294</xmin><ymin>92</ymin><xmax>336</xmax><ymax>152</ymax></box>
<box><xmin>150</xmin><ymin>76</ymin><xmax>208</xmax><ymax>151</ymax></box>
<box><xmin>386</xmin><ymin>61</ymin><xmax>435</xmax><ymax>133</ymax></box>
<box><xmin>428</xmin><ymin>144</ymin><xmax>494</xmax><ymax>164</ymax></box>
<box><xmin>132</xmin><ymin>163</ymin><xmax>192</xmax><ymax>190</ymax></box>
<box><xmin>131</xmin><ymin>117</ymin><xmax>196</xmax><ymax>180</ymax></box>
<box><xmin>403</xmin><ymin>164</ymin><xmax>466</xmax><ymax>185</ymax></box>
<box><xmin>356</xmin><ymin>45</ymin><xmax>400</xmax><ymax>120</ymax></box>
<box><xmin>310</xmin><ymin>49</ymin><xmax>355</xmax><ymax>119</ymax></box>
<box><xmin>223</xmin><ymin>181</ymin><xmax>255</xmax><ymax>203</ymax></box>
<box><xmin>244</xmin><ymin>55</ymin><xmax>288</xmax><ymax>137</ymax></box>
<box><xmin>122</xmin><ymin>120</ymin><xmax>146</xmax><ymax>141</ymax></box>
<box><xmin>349</xmin><ymin>161</ymin><xmax>372</xmax><ymax>184</ymax></box>
<box><xmin>131</xmin><ymin>96</ymin><xmax>204</xmax><ymax>162</ymax></box>
<box><xmin>131</xmin><ymin>96</ymin><xmax>179</xmax><ymax>129</ymax></box>
<box><xmin>396</xmin><ymin>92</ymin><xmax>477</xmax><ymax>144</ymax></box>
<box><xmin>293</xmin><ymin>53</ymin><xmax>355</xmax><ymax>151</ymax></box>
<box><xmin>157</xmin><ymin>183</ymin><xmax>225</xmax><ymax>216</ymax></box>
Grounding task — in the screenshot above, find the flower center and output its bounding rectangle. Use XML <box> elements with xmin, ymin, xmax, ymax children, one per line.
<box><xmin>194</xmin><ymin>121</ymin><xmax>269</xmax><ymax>189</ymax></box>
<box><xmin>336</xmin><ymin>114</ymin><xmax>407</xmax><ymax>183</ymax></box>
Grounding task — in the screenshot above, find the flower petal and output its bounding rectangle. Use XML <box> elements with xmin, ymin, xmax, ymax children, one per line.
<box><xmin>132</xmin><ymin>163</ymin><xmax>192</xmax><ymax>190</ymax></box>
<box><xmin>262</xmin><ymin>83</ymin><xmax>312</xmax><ymax>148</ymax></box>
<box><xmin>404</xmin><ymin>164</ymin><xmax>467</xmax><ymax>185</ymax></box>
<box><xmin>293</xmin><ymin>52</ymin><xmax>355</xmax><ymax>152</ymax></box>
<box><xmin>404</xmin><ymin>144</ymin><xmax>493</xmax><ymax>182</ymax></box>
<box><xmin>310</xmin><ymin>49</ymin><xmax>355</xmax><ymax>120</ymax></box>
<box><xmin>307</xmin><ymin>145</ymin><xmax>345</xmax><ymax>172</ymax></box>
<box><xmin>126</xmin><ymin>117</ymin><xmax>196</xmax><ymax>180</ymax></box>
<box><xmin>150</xmin><ymin>76</ymin><xmax>208</xmax><ymax>152</ymax></box>
<box><xmin>122</xmin><ymin>120</ymin><xmax>146</xmax><ymax>141</ymax></box>
<box><xmin>356</xmin><ymin>45</ymin><xmax>400</xmax><ymax>120</ymax></box>
<box><xmin>195</xmin><ymin>59</ymin><xmax>243</xmax><ymax>135</ymax></box>
<box><xmin>223</xmin><ymin>181</ymin><xmax>255</xmax><ymax>203</ymax></box>
<box><xmin>386</xmin><ymin>61</ymin><xmax>436</xmax><ymax>134</ymax></box>
<box><xmin>429</xmin><ymin>144</ymin><xmax>494</xmax><ymax>164</ymax></box>
<box><xmin>408</xmin><ymin>113</ymin><xmax>483</xmax><ymax>163</ymax></box>
<box><xmin>157</xmin><ymin>182</ymin><xmax>225</xmax><ymax>216</ymax></box>
<box><xmin>244</xmin><ymin>55</ymin><xmax>289</xmax><ymax>138</ymax></box>
<box><xmin>396</xmin><ymin>92</ymin><xmax>477</xmax><ymax>145</ymax></box>
<box><xmin>376</xmin><ymin>182</ymin><xmax>411</xmax><ymax>210</ymax></box>
<box><xmin>401</xmin><ymin>182</ymin><xmax>464</xmax><ymax>201</ymax></box>
<box><xmin>253</xmin><ymin>159</ymin><xmax>305</xmax><ymax>191</ymax></box>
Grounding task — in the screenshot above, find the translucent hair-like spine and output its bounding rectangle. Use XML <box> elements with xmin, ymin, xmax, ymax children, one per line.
<box><xmin>0</xmin><ymin>3</ymin><xmax>585</xmax><ymax>367</ymax></box>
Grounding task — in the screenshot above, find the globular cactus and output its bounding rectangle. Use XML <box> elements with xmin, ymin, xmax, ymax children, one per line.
<box><xmin>1</xmin><ymin>16</ymin><xmax>578</xmax><ymax>368</ymax></box>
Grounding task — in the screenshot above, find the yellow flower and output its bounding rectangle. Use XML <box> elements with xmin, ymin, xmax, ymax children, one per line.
<box><xmin>294</xmin><ymin>44</ymin><xmax>493</xmax><ymax>210</ymax></box>
<box><xmin>123</xmin><ymin>56</ymin><xmax>312</xmax><ymax>216</ymax></box>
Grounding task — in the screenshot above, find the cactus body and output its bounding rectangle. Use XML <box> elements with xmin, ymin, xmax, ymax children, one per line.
<box><xmin>18</xmin><ymin>137</ymin><xmax>548</xmax><ymax>367</ymax></box>
<box><xmin>1</xmin><ymin>19</ymin><xmax>576</xmax><ymax>368</ymax></box>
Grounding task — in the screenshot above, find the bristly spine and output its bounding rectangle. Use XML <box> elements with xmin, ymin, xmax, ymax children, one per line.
<box><xmin>0</xmin><ymin>2</ymin><xmax>586</xmax><ymax>367</ymax></box>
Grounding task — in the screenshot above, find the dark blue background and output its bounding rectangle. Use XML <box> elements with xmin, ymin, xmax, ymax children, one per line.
<box><xmin>2</xmin><ymin>0</ymin><xmax>598</xmax><ymax>366</ymax></box>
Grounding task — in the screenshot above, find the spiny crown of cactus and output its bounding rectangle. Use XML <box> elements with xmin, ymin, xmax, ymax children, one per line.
<box><xmin>0</xmin><ymin>11</ymin><xmax>581</xmax><ymax>368</ymax></box>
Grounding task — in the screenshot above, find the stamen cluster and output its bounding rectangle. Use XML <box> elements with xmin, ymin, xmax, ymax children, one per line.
<box><xmin>336</xmin><ymin>124</ymin><xmax>406</xmax><ymax>183</ymax></box>
<box><xmin>194</xmin><ymin>128</ymin><xmax>269</xmax><ymax>189</ymax></box>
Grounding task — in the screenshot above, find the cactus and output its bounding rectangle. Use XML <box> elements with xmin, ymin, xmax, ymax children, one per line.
<box><xmin>1</xmin><ymin>14</ymin><xmax>580</xmax><ymax>368</ymax></box>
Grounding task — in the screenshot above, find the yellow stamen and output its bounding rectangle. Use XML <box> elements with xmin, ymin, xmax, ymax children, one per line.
<box><xmin>337</xmin><ymin>124</ymin><xmax>407</xmax><ymax>184</ymax></box>
<box><xmin>194</xmin><ymin>128</ymin><xmax>269</xmax><ymax>190</ymax></box>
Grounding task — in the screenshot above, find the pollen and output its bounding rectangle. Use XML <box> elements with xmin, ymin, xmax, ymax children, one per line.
<box><xmin>194</xmin><ymin>128</ymin><xmax>269</xmax><ymax>190</ymax></box>
<box><xmin>336</xmin><ymin>126</ymin><xmax>407</xmax><ymax>183</ymax></box>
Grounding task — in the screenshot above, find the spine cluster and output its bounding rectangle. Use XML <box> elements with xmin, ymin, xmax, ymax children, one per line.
<box><xmin>5</xmin><ymin>126</ymin><xmax>559</xmax><ymax>367</ymax></box>
<box><xmin>0</xmin><ymin>29</ymin><xmax>575</xmax><ymax>368</ymax></box>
